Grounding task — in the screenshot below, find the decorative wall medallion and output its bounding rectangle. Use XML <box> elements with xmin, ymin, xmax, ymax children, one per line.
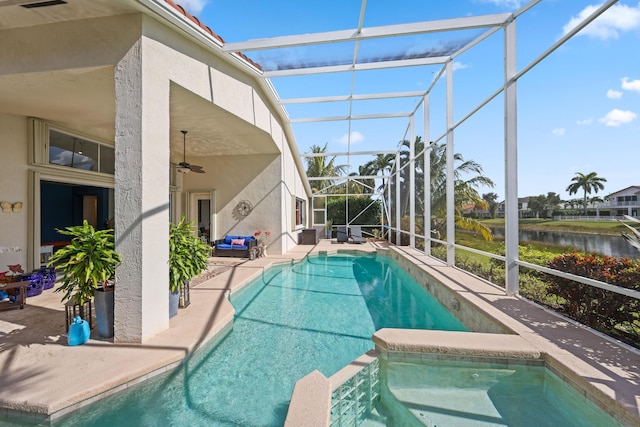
<box><xmin>236</xmin><ymin>200</ymin><xmax>253</xmax><ymax>216</ymax></box>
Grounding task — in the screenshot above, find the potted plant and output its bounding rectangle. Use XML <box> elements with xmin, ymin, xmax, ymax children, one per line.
<box><xmin>169</xmin><ymin>216</ymin><xmax>210</xmax><ymax>317</ymax></box>
<box><xmin>47</xmin><ymin>220</ymin><xmax>121</xmax><ymax>338</ymax></box>
<box><xmin>325</xmin><ymin>219</ymin><xmax>333</xmax><ymax>239</ymax></box>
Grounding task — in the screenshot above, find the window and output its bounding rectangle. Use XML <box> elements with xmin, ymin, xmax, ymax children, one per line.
<box><xmin>295</xmin><ymin>198</ymin><xmax>305</xmax><ymax>227</ymax></box>
<box><xmin>48</xmin><ymin>130</ymin><xmax>114</xmax><ymax>174</ymax></box>
<box><xmin>312</xmin><ymin>195</ymin><xmax>326</xmax><ymax>226</ymax></box>
<box><xmin>30</xmin><ymin>119</ymin><xmax>115</xmax><ymax>176</ymax></box>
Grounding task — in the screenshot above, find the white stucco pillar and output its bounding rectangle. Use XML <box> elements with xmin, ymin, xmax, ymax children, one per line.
<box><xmin>113</xmin><ymin>38</ymin><xmax>170</xmax><ymax>342</ymax></box>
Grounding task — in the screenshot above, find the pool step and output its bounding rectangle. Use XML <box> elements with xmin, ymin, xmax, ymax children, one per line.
<box><xmin>374</xmin><ymin>384</ymin><xmax>428</xmax><ymax>427</ymax></box>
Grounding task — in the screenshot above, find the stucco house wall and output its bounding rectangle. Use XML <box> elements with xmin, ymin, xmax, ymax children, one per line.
<box><xmin>280</xmin><ymin>124</ymin><xmax>310</xmax><ymax>252</ymax></box>
<box><xmin>0</xmin><ymin>113</ymin><xmax>29</xmax><ymax>271</ymax></box>
<box><xmin>182</xmin><ymin>153</ymin><xmax>283</xmax><ymax>250</ymax></box>
<box><xmin>0</xmin><ymin>8</ymin><xmax>310</xmax><ymax>342</ymax></box>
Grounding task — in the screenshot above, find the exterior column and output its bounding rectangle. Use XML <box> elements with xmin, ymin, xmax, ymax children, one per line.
<box><xmin>423</xmin><ymin>95</ymin><xmax>430</xmax><ymax>256</ymax></box>
<box><xmin>409</xmin><ymin>116</ymin><xmax>415</xmax><ymax>248</ymax></box>
<box><xmin>445</xmin><ymin>60</ymin><xmax>455</xmax><ymax>266</ymax></box>
<box><xmin>395</xmin><ymin>151</ymin><xmax>401</xmax><ymax>245</ymax></box>
<box><xmin>113</xmin><ymin>38</ymin><xmax>170</xmax><ymax>342</ymax></box>
<box><xmin>504</xmin><ymin>18</ymin><xmax>519</xmax><ymax>295</ymax></box>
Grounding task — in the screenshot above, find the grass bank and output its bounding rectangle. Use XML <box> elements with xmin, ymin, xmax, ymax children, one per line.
<box><xmin>480</xmin><ymin>218</ymin><xmax>638</xmax><ymax>235</ymax></box>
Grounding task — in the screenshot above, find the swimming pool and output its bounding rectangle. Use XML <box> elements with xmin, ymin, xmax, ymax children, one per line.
<box><xmin>50</xmin><ymin>252</ymin><xmax>467</xmax><ymax>426</ymax></box>
<box><xmin>363</xmin><ymin>357</ymin><xmax>621</xmax><ymax>427</ymax></box>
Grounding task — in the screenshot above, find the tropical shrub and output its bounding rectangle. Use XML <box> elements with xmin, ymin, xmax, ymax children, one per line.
<box><xmin>169</xmin><ymin>216</ymin><xmax>210</xmax><ymax>293</ymax></box>
<box><xmin>48</xmin><ymin>220</ymin><xmax>121</xmax><ymax>305</ymax></box>
<box><xmin>546</xmin><ymin>253</ymin><xmax>640</xmax><ymax>345</ymax></box>
<box><xmin>327</xmin><ymin>197</ymin><xmax>381</xmax><ymax>227</ymax></box>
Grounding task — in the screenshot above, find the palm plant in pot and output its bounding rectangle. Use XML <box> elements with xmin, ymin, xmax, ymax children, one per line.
<box><xmin>47</xmin><ymin>220</ymin><xmax>121</xmax><ymax>338</ymax></box>
<box><xmin>169</xmin><ymin>216</ymin><xmax>210</xmax><ymax>317</ymax></box>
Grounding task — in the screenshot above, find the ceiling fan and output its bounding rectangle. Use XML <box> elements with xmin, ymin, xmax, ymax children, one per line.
<box><xmin>177</xmin><ymin>130</ymin><xmax>205</xmax><ymax>174</ymax></box>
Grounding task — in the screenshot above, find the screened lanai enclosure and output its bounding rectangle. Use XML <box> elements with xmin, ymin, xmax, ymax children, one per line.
<box><xmin>222</xmin><ymin>0</ymin><xmax>639</xmax><ymax>324</ymax></box>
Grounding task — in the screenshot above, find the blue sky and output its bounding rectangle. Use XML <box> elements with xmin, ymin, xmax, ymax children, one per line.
<box><xmin>180</xmin><ymin>0</ymin><xmax>639</xmax><ymax>201</ymax></box>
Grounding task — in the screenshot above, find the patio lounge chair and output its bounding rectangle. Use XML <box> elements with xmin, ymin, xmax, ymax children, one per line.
<box><xmin>350</xmin><ymin>226</ymin><xmax>366</xmax><ymax>244</ymax></box>
<box><xmin>337</xmin><ymin>226</ymin><xmax>348</xmax><ymax>242</ymax></box>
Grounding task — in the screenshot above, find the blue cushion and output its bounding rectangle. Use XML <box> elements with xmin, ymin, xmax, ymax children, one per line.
<box><xmin>217</xmin><ymin>243</ymin><xmax>248</xmax><ymax>250</ymax></box>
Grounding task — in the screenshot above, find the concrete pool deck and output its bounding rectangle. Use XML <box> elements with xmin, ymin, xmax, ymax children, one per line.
<box><xmin>0</xmin><ymin>240</ymin><xmax>639</xmax><ymax>426</ymax></box>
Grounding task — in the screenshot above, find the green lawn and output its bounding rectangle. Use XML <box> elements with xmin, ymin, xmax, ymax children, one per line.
<box><xmin>480</xmin><ymin>218</ymin><xmax>639</xmax><ymax>235</ymax></box>
<box><xmin>455</xmin><ymin>231</ymin><xmax>571</xmax><ymax>265</ymax></box>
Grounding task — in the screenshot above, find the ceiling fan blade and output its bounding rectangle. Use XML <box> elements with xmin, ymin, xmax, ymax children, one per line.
<box><xmin>190</xmin><ymin>165</ymin><xmax>205</xmax><ymax>173</ymax></box>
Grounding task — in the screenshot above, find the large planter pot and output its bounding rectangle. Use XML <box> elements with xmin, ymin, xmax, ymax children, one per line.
<box><xmin>94</xmin><ymin>288</ymin><xmax>114</xmax><ymax>338</ymax></box>
<box><xmin>169</xmin><ymin>289</ymin><xmax>180</xmax><ymax>318</ymax></box>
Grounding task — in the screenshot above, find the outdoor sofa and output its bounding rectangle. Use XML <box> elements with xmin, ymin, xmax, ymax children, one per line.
<box><xmin>213</xmin><ymin>235</ymin><xmax>257</xmax><ymax>258</ymax></box>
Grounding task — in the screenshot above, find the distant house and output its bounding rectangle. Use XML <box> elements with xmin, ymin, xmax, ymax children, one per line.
<box><xmin>496</xmin><ymin>197</ymin><xmax>531</xmax><ymax>218</ymax></box>
<box><xmin>460</xmin><ymin>203</ymin><xmax>491</xmax><ymax>218</ymax></box>
<box><xmin>608</xmin><ymin>186</ymin><xmax>640</xmax><ymax>217</ymax></box>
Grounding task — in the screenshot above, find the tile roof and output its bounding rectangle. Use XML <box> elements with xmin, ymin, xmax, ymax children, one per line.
<box><xmin>164</xmin><ymin>0</ymin><xmax>262</xmax><ymax>71</ymax></box>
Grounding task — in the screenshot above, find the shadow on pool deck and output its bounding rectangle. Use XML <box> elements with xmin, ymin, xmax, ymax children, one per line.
<box><xmin>1</xmin><ymin>240</ymin><xmax>639</xmax><ymax>426</ymax></box>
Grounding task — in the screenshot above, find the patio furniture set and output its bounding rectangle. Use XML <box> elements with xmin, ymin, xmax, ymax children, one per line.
<box><xmin>336</xmin><ymin>226</ymin><xmax>367</xmax><ymax>244</ymax></box>
<box><xmin>0</xmin><ymin>267</ymin><xmax>56</xmax><ymax>310</ymax></box>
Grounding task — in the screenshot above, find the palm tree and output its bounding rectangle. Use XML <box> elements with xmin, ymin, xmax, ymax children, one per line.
<box><xmin>304</xmin><ymin>143</ymin><xmax>348</xmax><ymax>192</ymax></box>
<box><xmin>618</xmin><ymin>215</ymin><xmax>640</xmax><ymax>252</ymax></box>
<box><xmin>482</xmin><ymin>192</ymin><xmax>499</xmax><ymax>218</ymax></box>
<box><xmin>566</xmin><ymin>172</ymin><xmax>607</xmax><ymax>215</ymax></box>
<box><xmin>589</xmin><ymin>196</ymin><xmax>604</xmax><ymax>208</ymax></box>
<box><xmin>396</xmin><ymin>138</ymin><xmax>494</xmax><ymax>240</ymax></box>
<box><xmin>344</xmin><ymin>165</ymin><xmax>375</xmax><ymax>195</ymax></box>
<box><xmin>363</xmin><ymin>153</ymin><xmax>395</xmax><ymax>191</ymax></box>
<box><xmin>429</xmin><ymin>142</ymin><xmax>495</xmax><ymax>240</ymax></box>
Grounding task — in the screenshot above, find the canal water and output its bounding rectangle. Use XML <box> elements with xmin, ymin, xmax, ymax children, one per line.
<box><xmin>490</xmin><ymin>228</ymin><xmax>639</xmax><ymax>259</ymax></box>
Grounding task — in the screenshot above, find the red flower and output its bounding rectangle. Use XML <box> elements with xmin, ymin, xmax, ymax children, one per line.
<box><xmin>8</xmin><ymin>264</ymin><xmax>23</xmax><ymax>275</ymax></box>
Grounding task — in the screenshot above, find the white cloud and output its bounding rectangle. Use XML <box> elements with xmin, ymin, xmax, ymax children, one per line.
<box><xmin>338</xmin><ymin>131</ymin><xmax>364</xmax><ymax>144</ymax></box>
<box><xmin>180</xmin><ymin>0</ymin><xmax>208</xmax><ymax>14</ymax></box>
<box><xmin>453</xmin><ymin>61</ymin><xmax>469</xmax><ymax>71</ymax></box>
<box><xmin>552</xmin><ymin>128</ymin><xmax>565</xmax><ymax>136</ymax></box>
<box><xmin>478</xmin><ymin>0</ymin><xmax>521</xmax><ymax>9</ymax></box>
<box><xmin>576</xmin><ymin>118</ymin><xmax>593</xmax><ymax>125</ymax></box>
<box><xmin>599</xmin><ymin>109</ymin><xmax>637</xmax><ymax>126</ymax></box>
<box><xmin>607</xmin><ymin>89</ymin><xmax>623</xmax><ymax>99</ymax></box>
<box><xmin>622</xmin><ymin>77</ymin><xmax>640</xmax><ymax>93</ymax></box>
<box><xmin>562</xmin><ymin>3</ymin><xmax>640</xmax><ymax>40</ymax></box>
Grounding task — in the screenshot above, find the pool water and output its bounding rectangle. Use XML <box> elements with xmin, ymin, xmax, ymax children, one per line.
<box><xmin>49</xmin><ymin>253</ymin><xmax>467</xmax><ymax>426</ymax></box>
<box><xmin>365</xmin><ymin>358</ymin><xmax>620</xmax><ymax>427</ymax></box>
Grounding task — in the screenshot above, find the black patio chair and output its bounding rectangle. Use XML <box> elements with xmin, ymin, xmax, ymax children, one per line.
<box><xmin>350</xmin><ymin>226</ymin><xmax>366</xmax><ymax>244</ymax></box>
<box><xmin>337</xmin><ymin>226</ymin><xmax>348</xmax><ymax>242</ymax></box>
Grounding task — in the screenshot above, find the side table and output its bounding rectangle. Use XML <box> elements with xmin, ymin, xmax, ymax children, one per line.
<box><xmin>0</xmin><ymin>280</ymin><xmax>28</xmax><ymax>310</ymax></box>
<box><xmin>250</xmin><ymin>245</ymin><xmax>265</xmax><ymax>260</ymax></box>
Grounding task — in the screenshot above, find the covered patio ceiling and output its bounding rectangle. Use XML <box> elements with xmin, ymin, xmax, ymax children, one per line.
<box><xmin>0</xmin><ymin>0</ymin><xmax>278</xmax><ymax>160</ymax></box>
<box><xmin>0</xmin><ymin>67</ymin><xmax>277</xmax><ymax>160</ymax></box>
<box><xmin>0</xmin><ymin>0</ymin><xmax>619</xmax><ymax>168</ymax></box>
